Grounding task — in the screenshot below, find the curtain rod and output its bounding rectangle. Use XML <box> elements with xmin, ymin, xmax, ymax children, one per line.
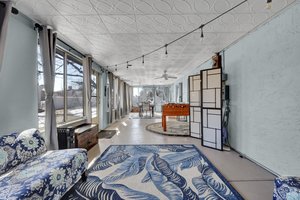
<box><xmin>0</xmin><ymin>1</ymin><xmax>19</xmax><ymax>14</ymax></box>
<box><xmin>56</xmin><ymin>38</ymin><xmax>85</xmax><ymax>58</ymax></box>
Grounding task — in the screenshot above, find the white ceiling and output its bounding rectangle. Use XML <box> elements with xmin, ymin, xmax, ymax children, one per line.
<box><xmin>13</xmin><ymin>0</ymin><xmax>295</xmax><ymax>85</ymax></box>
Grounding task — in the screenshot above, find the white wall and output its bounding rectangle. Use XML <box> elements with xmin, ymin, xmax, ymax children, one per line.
<box><xmin>0</xmin><ymin>14</ymin><xmax>37</xmax><ymax>135</ymax></box>
<box><xmin>225</xmin><ymin>2</ymin><xmax>300</xmax><ymax>176</ymax></box>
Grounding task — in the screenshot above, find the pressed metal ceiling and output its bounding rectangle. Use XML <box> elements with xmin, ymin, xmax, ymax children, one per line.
<box><xmin>13</xmin><ymin>0</ymin><xmax>295</xmax><ymax>85</ymax></box>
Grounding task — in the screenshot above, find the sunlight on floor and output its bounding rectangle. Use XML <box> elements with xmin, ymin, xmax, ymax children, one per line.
<box><xmin>115</xmin><ymin>127</ymin><xmax>120</xmax><ymax>135</ymax></box>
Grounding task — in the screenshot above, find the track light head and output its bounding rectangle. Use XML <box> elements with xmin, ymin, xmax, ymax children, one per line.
<box><xmin>165</xmin><ymin>44</ymin><xmax>168</xmax><ymax>57</ymax></box>
<box><xmin>126</xmin><ymin>61</ymin><xmax>132</xmax><ymax>69</ymax></box>
<box><xmin>142</xmin><ymin>55</ymin><xmax>144</xmax><ymax>65</ymax></box>
<box><xmin>200</xmin><ymin>25</ymin><xmax>204</xmax><ymax>38</ymax></box>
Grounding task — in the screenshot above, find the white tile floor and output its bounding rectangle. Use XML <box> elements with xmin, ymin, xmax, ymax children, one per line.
<box><xmin>88</xmin><ymin>116</ymin><xmax>276</xmax><ymax>200</ymax></box>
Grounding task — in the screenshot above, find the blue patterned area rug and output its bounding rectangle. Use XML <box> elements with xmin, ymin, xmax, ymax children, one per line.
<box><xmin>64</xmin><ymin>144</ymin><xmax>243</xmax><ymax>200</ymax></box>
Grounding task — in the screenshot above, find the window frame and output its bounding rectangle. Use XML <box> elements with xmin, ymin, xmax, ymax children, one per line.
<box><xmin>57</xmin><ymin>46</ymin><xmax>86</xmax><ymax>124</ymax></box>
<box><xmin>91</xmin><ymin>70</ymin><xmax>99</xmax><ymax>122</ymax></box>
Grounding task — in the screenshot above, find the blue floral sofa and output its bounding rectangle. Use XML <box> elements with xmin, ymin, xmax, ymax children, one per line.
<box><xmin>0</xmin><ymin>129</ymin><xmax>87</xmax><ymax>200</ymax></box>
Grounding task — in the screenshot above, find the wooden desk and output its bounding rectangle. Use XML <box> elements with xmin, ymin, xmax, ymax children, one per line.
<box><xmin>162</xmin><ymin>104</ymin><xmax>190</xmax><ymax>131</ymax></box>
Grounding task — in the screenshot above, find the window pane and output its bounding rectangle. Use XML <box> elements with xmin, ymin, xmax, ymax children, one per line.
<box><xmin>91</xmin><ymin>74</ymin><xmax>97</xmax><ymax>118</ymax></box>
<box><xmin>66</xmin><ymin>55</ymin><xmax>84</xmax><ymax>121</ymax></box>
<box><xmin>54</xmin><ymin>49</ymin><xmax>65</xmax><ymax>124</ymax></box>
<box><xmin>37</xmin><ymin>45</ymin><xmax>45</xmax><ymax>129</ymax></box>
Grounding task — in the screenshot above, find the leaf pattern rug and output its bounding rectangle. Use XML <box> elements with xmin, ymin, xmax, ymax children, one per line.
<box><xmin>63</xmin><ymin>144</ymin><xmax>244</xmax><ymax>200</ymax></box>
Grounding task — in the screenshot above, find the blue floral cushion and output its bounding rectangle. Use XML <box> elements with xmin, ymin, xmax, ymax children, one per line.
<box><xmin>0</xmin><ymin>148</ymin><xmax>87</xmax><ymax>200</ymax></box>
<box><xmin>15</xmin><ymin>128</ymin><xmax>47</xmax><ymax>162</ymax></box>
<box><xmin>0</xmin><ymin>132</ymin><xmax>20</xmax><ymax>176</ymax></box>
<box><xmin>273</xmin><ymin>176</ymin><xmax>300</xmax><ymax>200</ymax></box>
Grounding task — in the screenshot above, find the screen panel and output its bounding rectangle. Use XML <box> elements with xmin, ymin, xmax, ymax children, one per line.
<box><xmin>190</xmin><ymin>107</ymin><xmax>201</xmax><ymax>138</ymax></box>
<box><xmin>189</xmin><ymin>75</ymin><xmax>201</xmax><ymax>107</ymax></box>
<box><xmin>188</xmin><ymin>75</ymin><xmax>201</xmax><ymax>138</ymax></box>
<box><xmin>201</xmin><ymin>68</ymin><xmax>222</xmax><ymax>150</ymax></box>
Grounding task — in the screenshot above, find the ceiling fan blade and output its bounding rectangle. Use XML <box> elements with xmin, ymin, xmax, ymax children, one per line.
<box><xmin>168</xmin><ymin>76</ymin><xmax>177</xmax><ymax>79</ymax></box>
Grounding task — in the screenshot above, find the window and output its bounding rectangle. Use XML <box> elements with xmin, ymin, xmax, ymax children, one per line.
<box><xmin>38</xmin><ymin>45</ymin><xmax>85</xmax><ymax>129</ymax></box>
<box><xmin>66</xmin><ymin>55</ymin><xmax>84</xmax><ymax>121</ymax></box>
<box><xmin>54</xmin><ymin>49</ymin><xmax>65</xmax><ymax>124</ymax></box>
<box><xmin>91</xmin><ymin>72</ymin><xmax>98</xmax><ymax>119</ymax></box>
<box><xmin>37</xmin><ymin>45</ymin><xmax>45</xmax><ymax>129</ymax></box>
<box><xmin>55</xmin><ymin>48</ymin><xmax>84</xmax><ymax>123</ymax></box>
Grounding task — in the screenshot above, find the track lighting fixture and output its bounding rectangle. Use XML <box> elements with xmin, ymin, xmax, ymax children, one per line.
<box><xmin>105</xmin><ymin>0</ymin><xmax>247</xmax><ymax>71</ymax></box>
<box><xmin>127</xmin><ymin>61</ymin><xmax>132</xmax><ymax>69</ymax></box>
<box><xmin>266</xmin><ymin>0</ymin><xmax>272</xmax><ymax>9</ymax></box>
<box><xmin>115</xmin><ymin>65</ymin><xmax>117</xmax><ymax>71</ymax></box>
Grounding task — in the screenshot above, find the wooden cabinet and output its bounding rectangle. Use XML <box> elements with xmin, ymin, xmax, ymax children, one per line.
<box><xmin>74</xmin><ymin>124</ymin><xmax>98</xmax><ymax>150</ymax></box>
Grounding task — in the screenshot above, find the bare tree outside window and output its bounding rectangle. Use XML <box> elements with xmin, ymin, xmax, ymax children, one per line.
<box><xmin>66</xmin><ymin>55</ymin><xmax>84</xmax><ymax>121</ymax></box>
<box><xmin>91</xmin><ymin>73</ymin><xmax>97</xmax><ymax>119</ymax></box>
<box><xmin>37</xmin><ymin>46</ymin><xmax>85</xmax><ymax>129</ymax></box>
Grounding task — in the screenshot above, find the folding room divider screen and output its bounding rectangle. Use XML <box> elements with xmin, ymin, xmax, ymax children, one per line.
<box><xmin>201</xmin><ymin>68</ymin><xmax>223</xmax><ymax>150</ymax></box>
<box><xmin>188</xmin><ymin>68</ymin><xmax>223</xmax><ymax>150</ymax></box>
<box><xmin>188</xmin><ymin>74</ymin><xmax>202</xmax><ymax>138</ymax></box>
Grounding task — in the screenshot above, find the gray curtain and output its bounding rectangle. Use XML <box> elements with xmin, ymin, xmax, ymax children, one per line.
<box><xmin>39</xmin><ymin>26</ymin><xmax>58</xmax><ymax>150</ymax></box>
<box><xmin>83</xmin><ymin>55</ymin><xmax>92</xmax><ymax>123</ymax></box>
<box><xmin>127</xmin><ymin>84</ymin><xmax>130</xmax><ymax>114</ymax></box>
<box><xmin>117</xmin><ymin>78</ymin><xmax>121</xmax><ymax>119</ymax></box>
<box><xmin>0</xmin><ymin>1</ymin><xmax>12</xmax><ymax>71</ymax></box>
<box><xmin>120</xmin><ymin>80</ymin><xmax>124</xmax><ymax>117</ymax></box>
<box><xmin>122</xmin><ymin>82</ymin><xmax>127</xmax><ymax>116</ymax></box>
<box><xmin>129</xmin><ymin>86</ymin><xmax>133</xmax><ymax>112</ymax></box>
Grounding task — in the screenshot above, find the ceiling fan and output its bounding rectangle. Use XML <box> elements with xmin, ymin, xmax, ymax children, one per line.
<box><xmin>154</xmin><ymin>70</ymin><xmax>177</xmax><ymax>80</ymax></box>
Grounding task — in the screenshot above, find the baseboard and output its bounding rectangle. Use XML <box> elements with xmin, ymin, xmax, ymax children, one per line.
<box><xmin>230</xmin><ymin>147</ymin><xmax>279</xmax><ymax>177</ymax></box>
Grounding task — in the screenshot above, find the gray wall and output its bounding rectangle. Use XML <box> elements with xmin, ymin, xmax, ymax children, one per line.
<box><xmin>225</xmin><ymin>2</ymin><xmax>300</xmax><ymax>176</ymax></box>
<box><xmin>0</xmin><ymin>14</ymin><xmax>37</xmax><ymax>135</ymax></box>
<box><xmin>172</xmin><ymin>2</ymin><xmax>300</xmax><ymax>176</ymax></box>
